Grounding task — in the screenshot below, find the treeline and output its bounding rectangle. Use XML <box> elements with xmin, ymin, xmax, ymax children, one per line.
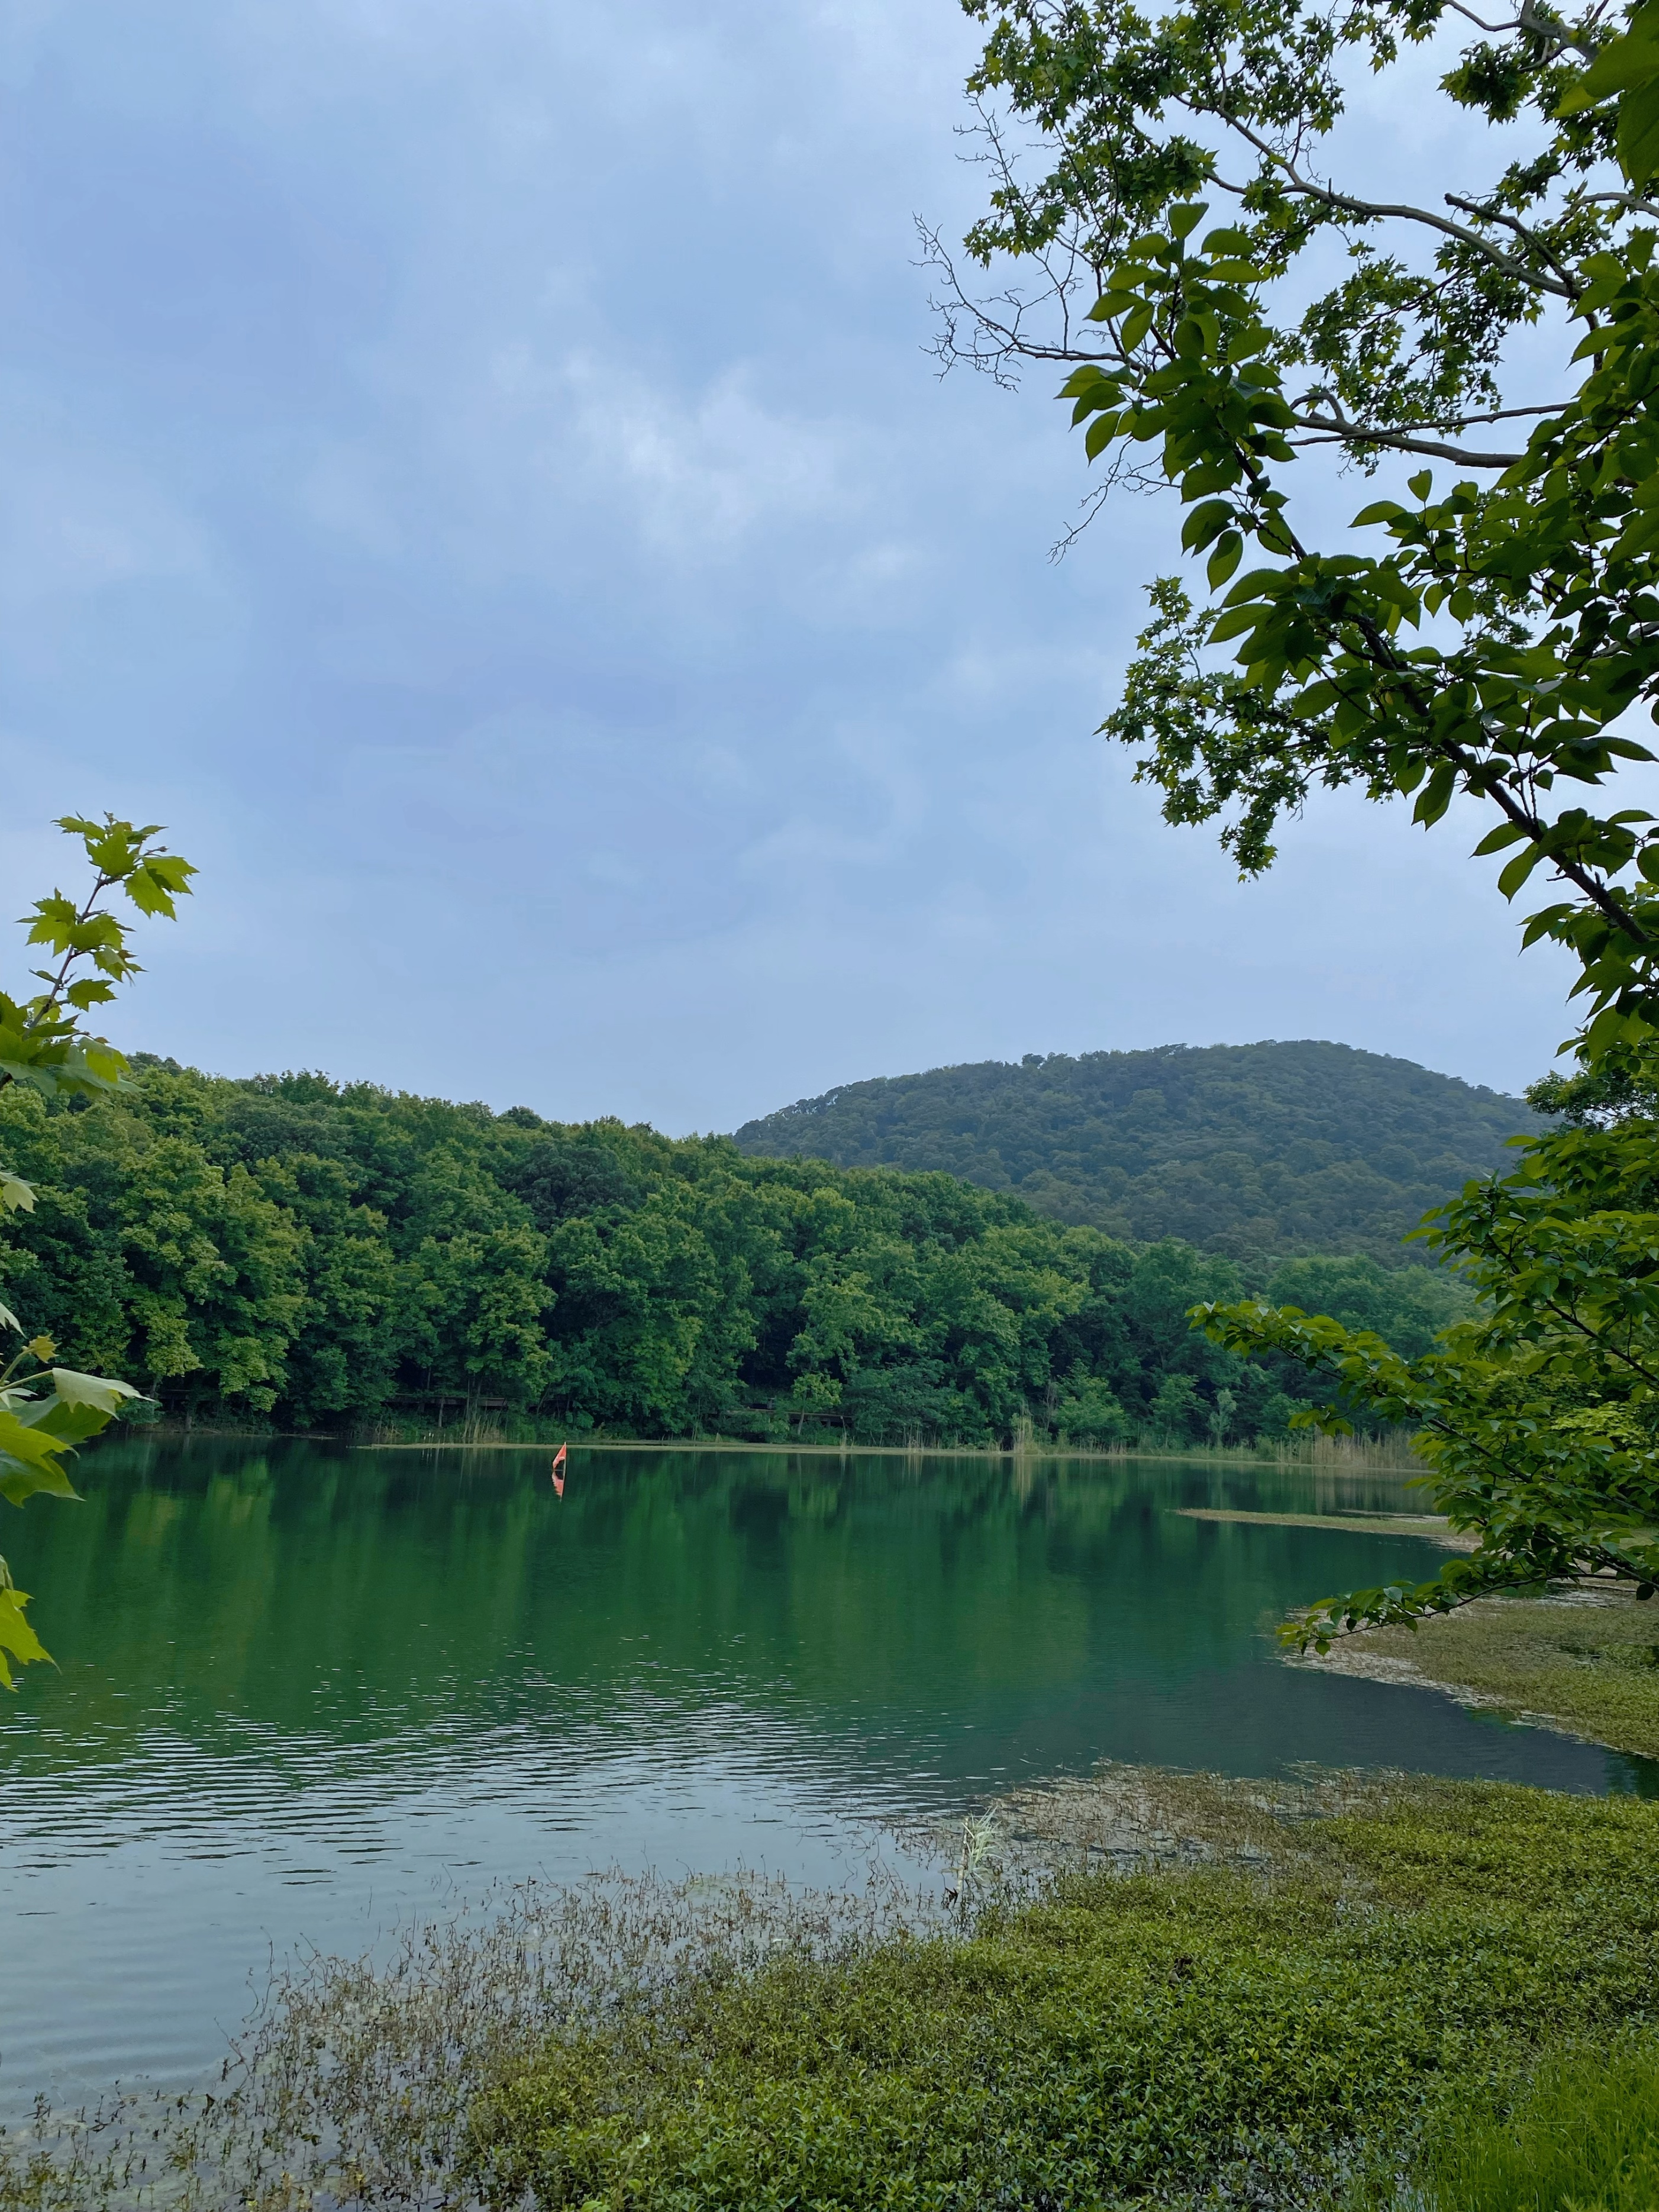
<box><xmin>0</xmin><ymin>1063</ymin><xmax>1470</xmax><ymax>1450</ymax></box>
<box><xmin>734</xmin><ymin>1040</ymin><xmax>1537</xmax><ymax>1262</ymax></box>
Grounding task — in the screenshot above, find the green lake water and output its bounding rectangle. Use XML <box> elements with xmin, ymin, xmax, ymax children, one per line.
<box><xmin>1</xmin><ymin>1439</ymin><xmax>1650</xmax><ymax>2105</ymax></box>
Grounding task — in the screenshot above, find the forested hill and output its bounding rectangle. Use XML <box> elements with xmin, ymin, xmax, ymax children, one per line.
<box><xmin>0</xmin><ymin>1060</ymin><xmax>1468</xmax><ymax>1449</ymax></box>
<box><xmin>731</xmin><ymin>1041</ymin><xmax>1540</xmax><ymax>1263</ymax></box>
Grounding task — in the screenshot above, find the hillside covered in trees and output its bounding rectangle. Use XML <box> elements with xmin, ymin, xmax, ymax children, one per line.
<box><xmin>732</xmin><ymin>1041</ymin><xmax>1538</xmax><ymax>1262</ymax></box>
<box><xmin>0</xmin><ymin>1061</ymin><xmax>1468</xmax><ymax>1450</ymax></box>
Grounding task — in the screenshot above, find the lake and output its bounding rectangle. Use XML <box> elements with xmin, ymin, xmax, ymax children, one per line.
<box><xmin>0</xmin><ymin>1438</ymin><xmax>1648</xmax><ymax>2106</ymax></box>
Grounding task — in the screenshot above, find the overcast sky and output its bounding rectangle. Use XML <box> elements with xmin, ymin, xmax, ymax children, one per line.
<box><xmin>0</xmin><ymin>0</ymin><xmax>1586</xmax><ymax>1130</ymax></box>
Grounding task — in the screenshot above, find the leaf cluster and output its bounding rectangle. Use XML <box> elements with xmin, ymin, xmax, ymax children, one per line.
<box><xmin>0</xmin><ymin>1304</ymin><xmax>144</xmax><ymax>1686</ymax></box>
<box><xmin>1197</xmin><ymin>1095</ymin><xmax>1659</xmax><ymax>1643</ymax></box>
<box><xmin>0</xmin><ymin>815</ymin><xmax>194</xmax><ymax>1108</ymax></box>
<box><xmin>0</xmin><ymin>814</ymin><xmax>192</xmax><ymax>1684</ymax></box>
<box><xmin>951</xmin><ymin>0</ymin><xmax>1615</xmax><ymax>448</ymax></box>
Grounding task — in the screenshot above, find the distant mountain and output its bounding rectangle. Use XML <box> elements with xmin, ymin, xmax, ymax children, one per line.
<box><xmin>731</xmin><ymin>1040</ymin><xmax>1542</xmax><ymax>1264</ymax></box>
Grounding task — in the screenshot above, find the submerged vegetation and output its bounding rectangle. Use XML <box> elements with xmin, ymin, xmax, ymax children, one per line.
<box><xmin>0</xmin><ymin>1061</ymin><xmax>1471</xmax><ymax>1450</ymax></box>
<box><xmin>5</xmin><ymin>1769</ymin><xmax>1658</xmax><ymax>2210</ymax></box>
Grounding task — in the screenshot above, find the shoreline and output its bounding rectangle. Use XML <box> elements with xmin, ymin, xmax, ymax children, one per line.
<box><xmin>107</xmin><ymin>1427</ymin><xmax>1426</xmax><ymax>1471</ymax></box>
<box><xmin>1293</xmin><ymin>1580</ymin><xmax>1659</xmax><ymax>1762</ymax></box>
<box><xmin>11</xmin><ymin>1765</ymin><xmax>1653</xmax><ymax>2208</ymax></box>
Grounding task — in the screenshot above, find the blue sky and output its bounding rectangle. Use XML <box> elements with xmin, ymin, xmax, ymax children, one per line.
<box><xmin>0</xmin><ymin>0</ymin><xmax>1581</xmax><ymax>1130</ymax></box>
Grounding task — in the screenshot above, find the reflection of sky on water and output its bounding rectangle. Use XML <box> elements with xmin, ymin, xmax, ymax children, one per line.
<box><xmin>1</xmin><ymin>1442</ymin><xmax>1648</xmax><ymax>2100</ymax></box>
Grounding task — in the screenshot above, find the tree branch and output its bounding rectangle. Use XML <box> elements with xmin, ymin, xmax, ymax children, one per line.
<box><xmin>1223</xmin><ymin>117</ymin><xmax>1580</xmax><ymax>298</ymax></box>
<box><xmin>1290</xmin><ymin>417</ymin><xmax>1525</xmax><ymax>466</ymax></box>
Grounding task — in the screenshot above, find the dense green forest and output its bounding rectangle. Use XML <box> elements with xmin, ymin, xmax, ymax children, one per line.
<box><xmin>733</xmin><ymin>1040</ymin><xmax>1538</xmax><ymax>1261</ymax></box>
<box><xmin>0</xmin><ymin>1060</ymin><xmax>1468</xmax><ymax>1449</ymax></box>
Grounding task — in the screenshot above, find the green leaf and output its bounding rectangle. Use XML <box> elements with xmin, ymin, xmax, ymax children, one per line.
<box><xmin>1167</xmin><ymin>201</ymin><xmax>1208</xmax><ymax>239</ymax></box>
<box><xmin>1497</xmin><ymin>845</ymin><xmax>1548</xmax><ymax>899</ymax></box>
<box><xmin>1058</xmin><ymin>365</ymin><xmax>1114</xmax><ymax>400</ymax></box>
<box><xmin>0</xmin><ymin>1171</ymin><xmax>35</xmax><ymax>1215</ymax></box>
<box><xmin>1208</xmin><ymin>604</ymin><xmax>1265</xmax><ymax>643</ymax></box>
<box><xmin>0</xmin><ymin>1583</ymin><xmax>49</xmax><ymax>1688</ymax></box>
<box><xmin>1180</xmin><ymin>499</ymin><xmax>1235</xmax><ymax>552</ymax></box>
<box><xmin>1119</xmin><ymin>302</ymin><xmax>1154</xmax><ymax>351</ymax></box>
<box><xmin>0</xmin><ymin>1454</ymin><xmax>79</xmax><ymax>1507</ymax></box>
<box><xmin>1619</xmin><ymin>82</ymin><xmax>1659</xmax><ymax>186</ymax></box>
<box><xmin>1577</xmin><ymin>9</ymin><xmax>1659</xmax><ymax>101</ymax></box>
<box><xmin>1083</xmin><ymin>412</ymin><xmax>1121</xmax><ymax>458</ymax></box>
<box><xmin>1413</xmin><ymin>762</ymin><xmax>1457</xmax><ymax>827</ymax></box>
<box><xmin>1207</xmin><ymin>531</ymin><xmax>1244</xmax><ymax>586</ymax></box>
<box><xmin>50</xmin><ymin>1368</ymin><xmax>143</xmax><ymax>1417</ymax></box>
<box><xmin>0</xmin><ymin>1406</ymin><xmax>75</xmax><ymax>1473</ymax></box>
<box><xmin>20</xmin><ymin>1398</ymin><xmax>118</xmax><ymax>1450</ymax></box>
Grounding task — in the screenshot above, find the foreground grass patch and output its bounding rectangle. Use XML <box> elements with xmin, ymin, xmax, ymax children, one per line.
<box><xmin>8</xmin><ymin>1775</ymin><xmax>1659</xmax><ymax>2210</ymax></box>
<box><xmin>1306</xmin><ymin>1584</ymin><xmax>1659</xmax><ymax>1759</ymax></box>
<box><xmin>1416</xmin><ymin>2036</ymin><xmax>1659</xmax><ymax>2212</ymax></box>
<box><xmin>467</xmin><ymin>1781</ymin><xmax>1659</xmax><ymax>2211</ymax></box>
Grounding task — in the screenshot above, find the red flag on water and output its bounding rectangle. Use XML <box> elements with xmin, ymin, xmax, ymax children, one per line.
<box><xmin>550</xmin><ymin>1442</ymin><xmax>568</xmax><ymax>1497</ymax></box>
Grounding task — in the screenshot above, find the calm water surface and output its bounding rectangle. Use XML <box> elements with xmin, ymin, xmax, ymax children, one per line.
<box><xmin>1</xmin><ymin>1439</ymin><xmax>1650</xmax><ymax>2101</ymax></box>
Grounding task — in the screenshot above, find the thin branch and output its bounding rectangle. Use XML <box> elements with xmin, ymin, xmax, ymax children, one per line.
<box><xmin>1438</xmin><ymin>0</ymin><xmax>1605</xmax><ymax>57</ymax></box>
<box><xmin>1290</xmin><ymin>404</ymin><xmax>1524</xmax><ymax>466</ymax></box>
<box><xmin>1441</xmin><ymin>0</ymin><xmax>1525</xmax><ymax>31</ymax></box>
<box><xmin>1415</xmin><ymin>402</ymin><xmax>1566</xmax><ymax>423</ymax></box>
<box><xmin>1224</xmin><ymin>116</ymin><xmax>1580</xmax><ymax>298</ymax></box>
<box><xmin>1534</xmin><ymin>1294</ymin><xmax>1659</xmax><ymax>1391</ymax></box>
<box><xmin>1289</xmin><ymin>431</ymin><xmax>1522</xmax><ymax>465</ymax></box>
<box><xmin>1442</xmin><ymin>193</ymin><xmax>1583</xmax><ymax>290</ymax></box>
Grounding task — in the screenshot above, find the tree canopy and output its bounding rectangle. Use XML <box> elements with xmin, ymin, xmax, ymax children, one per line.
<box><xmin>0</xmin><ymin>1058</ymin><xmax>1466</xmax><ymax>1455</ymax></box>
<box><xmin>939</xmin><ymin>0</ymin><xmax>1659</xmax><ymax>1637</ymax></box>
<box><xmin>735</xmin><ymin>1040</ymin><xmax>1535</xmax><ymax>1260</ymax></box>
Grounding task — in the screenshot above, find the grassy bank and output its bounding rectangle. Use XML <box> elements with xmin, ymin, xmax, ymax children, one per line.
<box><xmin>467</xmin><ymin>1775</ymin><xmax>1659</xmax><ymax>2211</ymax></box>
<box><xmin>1303</xmin><ymin>1582</ymin><xmax>1659</xmax><ymax>1760</ymax></box>
<box><xmin>9</xmin><ymin>1769</ymin><xmax>1659</xmax><ymax>2210</ymax></box>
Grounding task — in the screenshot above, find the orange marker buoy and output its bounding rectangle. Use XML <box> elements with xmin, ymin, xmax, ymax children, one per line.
<box><xmin>550</xmin><ymin>1442</ymin><xmax>567</xmax><ymax>1497</ymax></box>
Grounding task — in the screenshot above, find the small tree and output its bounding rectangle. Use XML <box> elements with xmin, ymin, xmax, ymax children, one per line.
<box><xmin>0</xmin><ymin>815</ymin><xmax>195</xmax><ymax>1682</ymax></box>
<box><xmin>940</xmin><ymin>0</ymin><xmax>1659</xmax><ymax>1640</ymax></box>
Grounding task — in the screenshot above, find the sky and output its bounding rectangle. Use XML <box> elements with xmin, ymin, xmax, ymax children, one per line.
<box><xmin>0</xmin><ymin>0</ymin><xmax>1592</xmax><ymax>1131</ymax></box>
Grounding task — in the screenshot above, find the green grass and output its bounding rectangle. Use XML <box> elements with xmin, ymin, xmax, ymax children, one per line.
<box><xmin>1415</xmin><ymin>2038</ymin><xmax>1659</xmax><ymax>2211</ymax></box>
<box><xmin>464</xmin><ymin>1782</ymin><xmax>1659</xmax><ymax>2211</ymax></box>
<box><xmin>1316</xmin><ymin>1587</ymin><xmax>1659</xmax><ymax>1758</ymax></box>
<box><xmin>11</xmin><ymin>1775</ymin><xmax>1659</xmax><ymax>2210</ymax></box>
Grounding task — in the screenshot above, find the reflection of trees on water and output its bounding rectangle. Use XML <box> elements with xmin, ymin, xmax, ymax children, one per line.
<box><xmin>0</xmin><ymin>1444</ymin><xmax>1435</xmax><ymax>1784</ymax></box>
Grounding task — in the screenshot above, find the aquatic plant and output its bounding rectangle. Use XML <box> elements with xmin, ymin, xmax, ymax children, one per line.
<box><xmin>7</xmin><ymin>1771</ymin><xmax>1658</xmax><ymax>2211</ymax></box>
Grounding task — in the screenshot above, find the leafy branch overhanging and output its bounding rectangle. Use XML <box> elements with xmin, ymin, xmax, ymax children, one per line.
<box><xmin>945</xmin><ymin>0</ymin><xmax>1659</xmax><ymax>1640</ymax></box>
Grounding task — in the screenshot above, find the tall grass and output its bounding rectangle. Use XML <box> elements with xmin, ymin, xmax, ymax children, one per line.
<box><xmin>1415</xmin><ymin>2039</ymin><xmax>1659</xmax><ymax>2212</ymax></box>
